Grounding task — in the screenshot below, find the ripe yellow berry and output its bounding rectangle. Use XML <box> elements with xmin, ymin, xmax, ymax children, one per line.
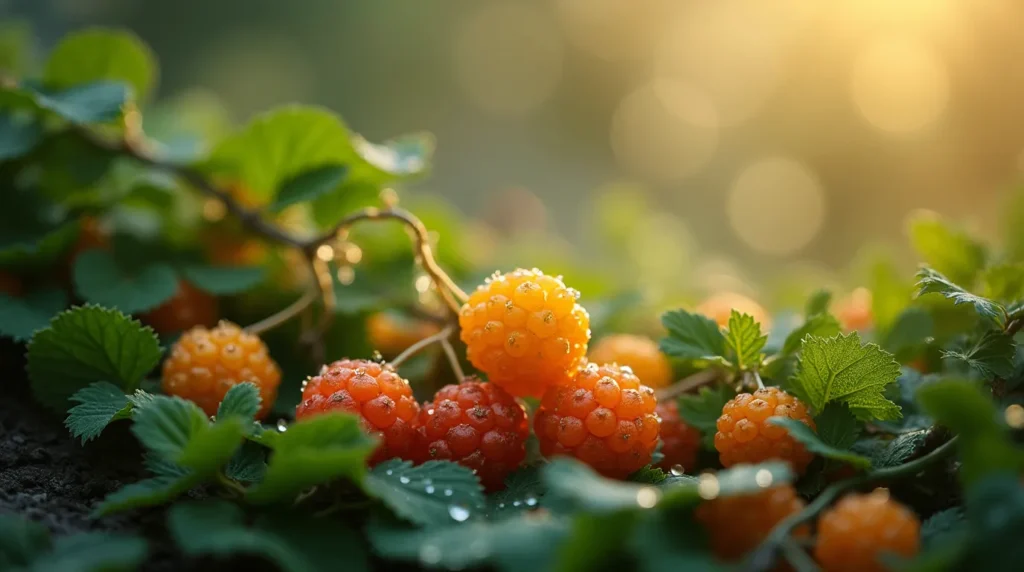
<box><xmin>815</xmin><ymin>490</ymin><xmax>920</xmax><ymax>572</ymax></box>
<box><xmin>835</xmin><ymin>287</ymin><xmax>873</xmax><ymax>333</ymax></box>
<box><xmin>714</xmin><ymin>387</ymin><xmax>815</xmax><ymax>475</ymax></box>
<box><xmin>459</xmin><ymin>268</ymin><xmax>590</xmax><ymax>398</ymax></box>
<box><xmin>696</xmin><ymin>292</ymin><xmax>771</xmax><ymax>330</ymax></box>
<box><xmin>695</xmin><ymin>484</ymin><xmax>808</xmax><ymax>562</ymax></box>
<box><xmin>589</xmin><ymin>334</ymin><xmax>672</xmax><ymax>389</ymax></box>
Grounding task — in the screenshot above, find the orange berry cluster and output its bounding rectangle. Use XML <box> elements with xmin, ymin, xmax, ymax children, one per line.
<box><xmin>715</xmin><ymin>387</ymin><xmax>815</xmax><ymax>474</ymax></box>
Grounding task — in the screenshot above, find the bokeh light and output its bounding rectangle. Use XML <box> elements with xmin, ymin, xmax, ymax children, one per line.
<box><xmin>850</xmin><ymin>37</ymin><xmax>950</xmax><ymax>135</ymax></box>
<box><xmin>454</xmin><ymin>2</ymin><xmax>564</xmax><ymax>116</ymax></box>
<box><xmin>727</xmin><ymin>157</ymin><xmax>826</xmax><ymax>256</ymax></box>
<box><xmin>556</xmin><ymin>0</ymin><xmax>673</xmax><ymax>62</ymax></box>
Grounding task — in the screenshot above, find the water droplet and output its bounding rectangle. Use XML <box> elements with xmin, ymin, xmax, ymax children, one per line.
<box><xmin>636</xmin><ymin>487</ymin><xmax>660</xmax><ymax>508</ymax></box>
<box><xmin>425</xmin><ymin>485</ymin><xmax>436</xmax><ymax>494</ymax></box>
<box><xmin>427</xmin><ymin>409</ymin><xmax>435</xmax><ymax>415</ymax></box>
<box><xmin>371</xmin><ymin>350</ymin><xmax>384</xmax><ymax>362</ymax></box>
<box><xmin>498</xmin><ymin>503</ymin><xmax>506</xmax><ymax>509</ymax></box>
<box><xmin>525</xmin><ymin>497</ymin><xmax>538</xmax><ymax>507</ymax></box>
<box><xmin>276</xmin><ymin>420</ymin><xmax>288</xmax><ymax>432</ymax></box>
<box><xmin>512</xmin><ymin>500</ymin><xmax>522</xmax><ymax>507</ymax></box>
<box><xmin>423</xmin><ymin>478</ymin><xmax>433</xmax><ymax>485</ymax></box>
<box><xmin>444</xmin><ymin>489</ymin><xmax>454</xmax><ymax>497</ymax></box>
<box><xmin>670</xmin><ymin>464</ymin><xmax>685</xmax><ymax>477</ymax></box>
<box><xmin>399</xmin><ymin>476</ymin><xmax>411</xmax><ymax>485</ymax></box>
<box><xmin>448</xmin><ymin>505</ymin><xmax>471</xmax><ymax>522</ymax></box>
<box><xmin>419</xmin><ymin>544</ymin><xmax>442</xmax><ymax>565</ymax></box>
<box><xmin>385</xmin><ymin>469</ymin><xmax>394</xmax><ymax>476</ymax></box>
<box><xmin>755</xmin><ymin>469</ymin><xmax>773</xmax><ymax>488</ymax></box>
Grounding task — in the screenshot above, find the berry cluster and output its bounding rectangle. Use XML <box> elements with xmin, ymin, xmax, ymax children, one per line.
<box><xmin>714</xmin><ymin>387</ymin><xmax>815</xmax><ymax>474</ymax></box>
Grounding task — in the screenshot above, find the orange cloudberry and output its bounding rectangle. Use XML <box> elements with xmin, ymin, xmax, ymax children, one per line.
<box><xmin>695</xmin><ymin>483</ymin><xmax>808</xmax><ymax>562</ymax></box>
<box><xmin>141</xmin><ymin>280</ymin><xmax>218</xmax><ymax>334</ymax></box>
<box><xmin>714</xmin><ymin>387</ymin><xmax>815</xmax><ymax>475</ymax></box>
<box><xmin>296</xmin><ymin>358</ymin><xmax>420</xmax><ymax>466</ymax></box>
<box><xmin>163</xmin><ymin>321</ymin><xmax>281</xmax><ymax>419</ymax></box>
<box><xmin>696</xmin><ymin>292</ymin><xmax>771</xmax><ymax>330</ymax></box>
<box><xmin>459</xmin><ymin>268</ymin><xmax>590</xmax><ymax>398</ymax></box>
<box><xmin>589</xmin><ymin>334</ymin><xmax>672</xmax><ymax>389</ymax></box>
<box><xmin>655</xmin><ymin>400</ymin><xmax>700</xmax><ymax>473</ymax></box>
<box><xmin>414</xmin><ymin>378</ymin><xmax>528</xmax><ymax>490</ymax></box>
<box><xmin>367</xmin><ymin>311</ymin><xmax>442</xmax><ymax>358</ymax></box>
<box><xmin>835</xmin><ymin>287</ymin><xmax>873</xmax><ymax>333</ymax></box>
<box><xmin>534</xmin><ymin>362</ymin><xmax>659</xmax><ymax>479</ymax></box>
<box><xmin>814</xmin><ymin>490</ymin><xmax>920</xmax><ymax>572</ymax></box>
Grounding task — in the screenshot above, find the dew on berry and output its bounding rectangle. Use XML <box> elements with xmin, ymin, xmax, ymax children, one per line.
<box><xmin>276</xmin><ymin>420</ymin><xmax>288</xmax><ymax>432</ymax></box>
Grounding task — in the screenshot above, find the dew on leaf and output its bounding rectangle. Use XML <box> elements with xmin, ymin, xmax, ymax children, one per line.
<box><xmin>419</xmin><ymin>544</ymin><xmax>442</xmax><ymax>565</ymax></box>
<box><xmin>448</xmin><ymin>504</ymin><xmax>471</xmax><ymax>522</ymax></box>
<box><xmin>670</xmin><ymin>464</ymin><xmax>685</xmax><ymax>477</ymax></box>
<box><xmin>399</xmin><ymin>476</ymin><xmax>411</xmax><ymax>485</ymax></box>
<box><xmin>425</xmin><ymin>485</ymin><xmax>436</xmax><ymax>494</ymax></box>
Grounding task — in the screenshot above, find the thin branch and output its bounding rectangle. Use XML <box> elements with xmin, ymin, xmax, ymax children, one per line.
<box><xmin>440</xmin><ymin>337</ymin><xmax>466</xmax><ymax>381</ymax></box>
<box><xmin>655</xmin><ymin>368</ymin><xmax>721</xmax><ymax>401</ymax></box>
<box><xmin>390</xmin><ymin>324</ymin><xmax>456</xmax><ymax>368</ymax></box>
<box><xmin>245</xmin><ymin>287</ymin><xmax>319</xmax><ymax>336</ymax></box>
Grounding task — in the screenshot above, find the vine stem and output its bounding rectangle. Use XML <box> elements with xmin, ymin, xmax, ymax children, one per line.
<box><xmin>390</xmin><ymin>324</ymin><xmax>456</xmax><ymax>368</ymax></box>
<box><xmin>245</xmin><ymin>287</ymin><xmax>319</xmax><ymax>336</ymax></box>
<box><xmin>440</xmin><ymin>337</ymin><xmax>467</xmax><ymax>381</ymax></box>
<box><xmin>744</xmin><ymin>436</ymin><xmax>959</xmax><ymax>572</ymax></box>
<box><xmin>655</xmin><ymin>368</ymin><xmax>720</xmax><ymax>401</ymax></box>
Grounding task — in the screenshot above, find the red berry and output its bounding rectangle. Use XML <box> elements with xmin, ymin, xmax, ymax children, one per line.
<box><xmin>655</xmin><ymin>400</ymin><xmax>700</xmax><ymax>473</ymax></box>
<box><xmin>459</xmin><ymin>268</ymin><xmax>590</xmax><ymax>398</ymax></box>
<box><xmin>296</xmin><ymin>358</ymin><xmax>421</xmax><ymax>466</ymax></box>
<box><xmin>534</xmin><ymin>362</ymin><xmax>659</xmax><ymax>479</ymax></box>
<box><xmin>163</xmin><ymin>322</ymin><xmax>281</xmax><ymax>419</ymax></box>
<box><xmin>141</xmin><ymin>280</ymin><xmax>218</xmax><ymax>334</ymax></box>
<box><xmin>814</xmin><ymin>490</ymin><xmax>920</xmax><ymax>572</ymax></box>
<box><xmin>414</xmin><ymin>378</ymin><xmax>528</xmax><ymax>490</ymax></box>
<box><xmin>589</xmin><ymin>334</ymin><xmax>672</xmax><ymax>389</ymax></box>
<box><xmin>714</xmin><ymin>387</ymin><xmax>815</xmax><ymax>475</ymax></box>
<box><xmin>695</xmin><ymin>483</ymin><xmax>808</xmax><ymax>562</ymax></box>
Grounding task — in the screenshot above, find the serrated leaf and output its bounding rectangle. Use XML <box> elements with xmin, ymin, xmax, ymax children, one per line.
<box><xmin>780</xmin><ymin>312</ymin><xmax>840</xmax><ymax>357</ymax></box>
<box><xmin>247</xmin><ymin>412</ymin><xmax>377</xmax><ymax>504</ymax></box>
<box><xmin>73</xmin><ymin>249</ymin><xmax>178</xmax><ymax>314</ymax></box>
<box><xmin>179</xmin><ymin>264</ymin><xmax>266</xmax><ymax>295</ymax></box>
<box><xmin>270</xmin><ymin>164</ymin><xmax>347</xmax><ymax>212</ymax></box>
<box><xmin>814</xmin><ymin>402</ymin><xmax>862</xmax><ymax>450</ymax></box>
<box><xmin>64</xmin><ymin>382</ymin><xmax>132</xmax><ymax>443</ymax></box>
<box><xmin>31</xmin><ymin>532</ymin><xmax>147</xmax><ymax>572</ymax></box>
<box><xmin>907</xmin><ymin>210</ymin><xmax>987</xmax><ymax>287</ymax></box>
<box><xmin>132</xmin><ymin>394</ymin><xmax>244</xmax><ymax>477</ymax></box>
<box><xmin>217</xmin><ymin>382</ymin><xmax>261</xmax><ymax>421</ymax></box>
<box><xmin>769</xmin><ymin>417</ymin><xmax>870</xmax><ymax>469</ymax></box>
<box><xmin>942</xmin><ymin>331</ymin><xmax>1015</xmax><ymax>379</ymax></box>
<box><xmin>872</xmin><ymin>430</ymin><xmax>929</xmax><ymax>469</ymax></box>
<box><xmin>629</xmin><ymin>465</ymin><xmax>668</xmax><ymax>484</ymax></box>
<box><xmin>0</xmin><ymin>109</ymin><xmax>42</xmax><ymax>160</ymax></box>
<box><xmin>364</xmin><ymin>460</ymin><xmax>485</xmax><ymax>527</ymax></box>
<box><xmin>168</xmin><ymin>501</ymin><xmax>369</xmax><ymax>572</ymax></box>
<box><xmin>487</xmin><ymin>467</ymin><xmax>545</xmax><ymax>519</ymax></box>
<box><xmin>677</xmin><ymin>384</ymin><xmax>735</xmax><ymax>448</ymax></box>
<box><xmin>805</xmin><ymin>290</ymin><xmax>832</xmax><ymax>316</ymax></box>
<box><xmin>725</xmin><ymin>311</ymin><xmax>767</xmax><ymax>369</ymax></box>
<box><xmin>30</xmin><ymin>81</ymin><xmax>131</xmax><ymax>124</ymax></box>
<box><xmin>224</xmin><ymin>442</ymin><xmax>267</xmax><ymax>484</ymax></box>
<box><xmin>0</xmin><ymin>288</ymin><xmax>67</xmax><ymax>341</ymax></box>
<box><xmin>366</xmin><ymin>512</ymin><xmax>567</xmax><ymax>572</ymax></box>
<box><xmin>660</xmin><ymin>309</ymin><xmax>726</xmax><ymax>362</ymax></box>
<box><xmin>94</xmin><ymin>474</ymin><xmax>199</xmax><ymax>516</ymax></box>
<box><xmin>44</xmin><ymin>28</ymin><xmax>156</xmax><ymax>100</ymax></box>
<box><xmin>921</xmin><ymin>507</ymin><xmax>966</xmax><ymax>551</ymax></box>
<box><xmin>791</xmin><ymin>333</ymin><xmax>902</xmax><ymax>421</ymax></box>
<box><xmin>0</xmin><ymin>513</ymin><xmax>51</xmax><ymax>568</ymax></box>
<box><xmin>983</xmin><ymin>264</ymin><xmax>1024</xmax><ymax>302</ymax></box>
<box><xmin>177</xmin><ymin>416</ymin><xmax>246</xmax><ymax>476</ymax></box>
<box><xmin>27</xmin><ymin>305</ymin><xmax>161</xmax><ymax>410</ymax></box>
<box><xmin>916</xmin><ymin>267</ymin><xmax>1005</xmax><ymax>328</ymax></box>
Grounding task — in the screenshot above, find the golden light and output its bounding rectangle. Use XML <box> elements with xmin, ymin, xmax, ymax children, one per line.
<box><xmin>556</xmin><ymin>0</ymin><xmax>673</xmax><ymax>62</ymax></box>
<box><xmin>1005</xmin><ymin>404</ymin><xmax>1024</xmax><ymax>429</ymax></box>
<box><xmin>316</xmin><ymin>244</ymin><xmax>335</xmax><ymax>261</ymax></box>
<box><xmin>454</xmin><ymin>2</ymin><xmax>564</xmax><ymax>116</ymax></box>
<box><xmin>727</xmin><ymin>157</ymin><xmax>826</xmax><ymax>256</ymax></box>
<box><xmin>850</xmin><ymin>37</ymin><xmax>950</xmax><ymax>135</ymax></box>
<box><xmin>627</xmin><ymin>212</ymin><xmax>694</xmax><ymax>296</ymax></box>
<box><xmin>610</xmin><ymin>81</ymin><xmax>719</xmax><ymax>181</ymax></box>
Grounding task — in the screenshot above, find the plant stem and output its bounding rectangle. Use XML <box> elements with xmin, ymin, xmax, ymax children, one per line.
<box><xmin>391</xmin><ymin>324</ymin><xmax>456</xmax><ymax>368</ymax></box>
<box><xmin>245</xmin><ymin>287</ymin><xmax>319</xmax><ymax>336</ymax></box>
<box><xmin>217</xmin><ymin>473</ymin><xmax>248</xmax><ymax>497</ymax></box>
<box><xmin>743</xmin><ymin>436</ymin><xmax>959</xmax><ymax>572</ymax></box>
<box><xmin>440</xmin><ymin>336</ymin><xmax>466</xmax><ymax>381</ymax></box>
<box><xmin>655</xmin><ymin>368</ymin><xmax>720</xmax><ymax>401</ymax></box>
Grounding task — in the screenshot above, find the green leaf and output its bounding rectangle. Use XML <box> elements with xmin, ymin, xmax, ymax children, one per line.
<box><xmin>64</xmin><ymin>382</ymin><xmax>132</xmax><ymax>443</ymax></box>
<box><xmin>30</xmin><ymin>81</ymin><xmax>131</xmax><ymax>124</ymax></box>
<box><xmin>27</xmin><ymin>305</ymin><xmax>161</xmax><ymax>410</ymax></box>
<box><xmin>869</xmin><ymin>254</ymin><xmax>914</xmax><ymax>334</ymax></box>
<box><xmin>364</xmin><ymin>460</ymin><xmax>485</xmax><ymax>527</ymax></box>
<box><xmin>0</xmin><ymin>288</ymin><xmax>67</xmax><ymax>341</ymax></box>
<box><xmin>880</xmin><ymin>307</ymin><xmax>934</xmax><ymax>361</ymax></box>
<box><xmin>942</xmin><ymin>331</ymin><xmax>1015</xmax><ymax>379</ymax></box>
<box><xmin>921</xmin><ymin>507</ymin><xmax>966</xmax><ymax>551</ymax></box>
<box><xmin>916</xmin><ymin>379</ymin><xmax>1024</xmax><ymax>485</ymax></box>
<box><xmin>814</xmin><ymin>402</ymin><xmax>863</xmax><ymax>450</ymax></box>
<box><xmin>629</xmin><ymin>465</ymin><xmax>668</xmax><ymax>485</ymax></box>
<box><xmin>916</xmin><ymin>267</ymin><xmax>1005</xmax><ymax>328</ymax></box>
<box><xmin>805</xmin><ymin>290</ymin><xmax>832</xmax><ymax>316</ymax></box>
<box><xmin>779</xmin><ymin>312</ymin><xmax>841</xmax><ymax>356</ymax></box>
<box><xmin>224</xmin><ymin>442</ymin><xmax>267</xmax><ymax>484</ymax></box>
<box><xmin>217</xmin><ymin>382</ymin><xmax>261</xmax><ymax>421</ymax></box>
<box><xmin>179</xmin><ymin>264</ymin><xmax>266</xmax><ymax>295</ymax></box>
<box><xmin>677</xmin><ymin>384</ymin><xmax>735</xmax><ymax>447</ymax></box>
<box><xmin>769</xmin><ymin>417</ymin><xmax>870</xmax><ymax>470</ymax></box>
<box><xmin>366</xmin><ymin>513</ymin><xmax>567</xmax><ymax>572</ymax></box>
<box><xmin>73</xmin><ymin>249</ymin><xmax>178</xmax><ymax>314</ymax></box>
<box><xmin>629</xmin><ymin>512</ymin><xmax>717</xmax><ymax>572</ymax></box>
<box><xmin>0</xmin><ymin>109</ymin><xmax>41</xmax><ymax>160</ymax></box>
<box><xmin>871</xmin><ymin>430</ymin><xmax>928</xmax><ymax>469</ymax></box>
<box><xmin>350</xmin><ymin>131</ymin><xmax>434</xmax><ymax>181</ymax></box>
<box><xmin>132</xmin><ymin>395</ymin><xmax>244</xmax><ymax>477</ymax></box>
<box><xmin>94</xmin><ymin>474</ymin><xmax>199</xmax><ymax>516</ymax></box>
<box><xmin>961</xmin><ymin>475</ymin><xmax>1024</xmax><ymax>571</ymax></box>
<box><xmin>31</xmin><ymin>532</ymin><xmax>147</xmax><ymax>572</ymax></box>
<box><xmin>270</xmin><ymin>164</ymin><xmax>347</xmax><ymax>212</ymax></box>
<box><xmin>247</xmin><ymin>412</ymin><xmax>377</xmax><ymax>504</ymax></box>
<box><xmin>0</xmin><ymin>513</ymin><xmax>50</xmax><ymax>569</ymax></box>
<box><xmin>907</xmin><ymin>210</ymin><xmax>987</xmax><ymax>287</ymax></box>
<box><xmin>487</xmin><ymin>467</ymin><xmax>545</xmax><ymax>519</ymax></box>
<box><xmin>44</xmin><ymin>28</ymin><xmax>156</xmax><ymax>100</ymax></box>
<box><xmin>168</xmin><ymin>501</ymin><xmax>369</xmax><ymax>572</ymax></box>
<box><xmin>660</xmin><ymin>309</ymin><xmax>726</xmax><ymax>362</ymax></box>
<box><xmin>661</xmin><ymin>462</ymin><xmax>795</xmax><ymax>507</ymax></box>
<box><xmin>542</xmin><ymin>458</ymin><xmax>669</xmax><ymax>513</ymax></box>
<box><xmin>725</xmin><ymin>311</ymin><xmax>767</xmax><ymax>369</ymax></box>
<box><xmin>177</xmin><ymin>417</ymin><xmax>246</xmax><ymax>476</ymax></box>
<box><xmin>791</xmin><ymin>333</ymin><xmax>902</xmax><ymax>421</ymax></box>
<box><xmin>983</xmin><ymin>264</ymin><xmax>1024</xmax><ymax>302</ymax></box>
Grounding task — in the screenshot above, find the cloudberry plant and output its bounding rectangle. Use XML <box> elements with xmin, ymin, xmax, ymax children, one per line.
<box><xmin>589</xmin><ymin>334</ymin><xmax>672</xmax><ymax>388</ymax></box>
<box><xmin>367</xmin><ymin>311</ymin><xmax>442</xmax><ymax>358</ymax></box>
<box><xmin>296</xmin><ymin>359</ymin><xmax>420</xmax><ymax>466</ymax></box>
<box><xmin>163</xmin><ymin>321</ymin><xmax>281</xmax><ymax>419</ymax></box>
<box><xmin>460</xmin><ymin>268</ymin><xmax>590</xmax><ymax>397</ymax></box>
<box><xmin>141</xmin><ymin>280</ymin><xmax>218</xmax><ymax>334</ymax></box>
<box><xmin>696</xmin><ymin>292</ymin><xmax>771</xmax><ymax>329</ymax></box>
<box><xmin>715</xmin><ymin>387</ymin><xmax>815</xmax><ymax>475</ymax></box>
<box><xmin>534</xmin><ymin>362</ymin><xmax>659</xmax><ymax>478</ymax></box>
<box><xmin>814</xmin><ymin>490</ymin><xmax>920</xmax><ymax>572</ymax></box>
<box><xmin>695</xmin><ymin>483</ymin><xmax>808</xmax><ymax>562</ymax></box>
<box><xmin>655</xmin><ymin>400</ymin><xmax>700</xmax><ymax>473</ymax></box>
<box><xmin>414</xmin><ymin>378</ymin><xmax>528</xmax><ymax>490</ymax></box>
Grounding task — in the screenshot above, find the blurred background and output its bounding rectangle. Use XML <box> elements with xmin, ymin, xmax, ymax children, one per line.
<box><xmin>5</xmin><ymin>0</ymin><xmax>1024</xmax><ymax>315</ymax></box>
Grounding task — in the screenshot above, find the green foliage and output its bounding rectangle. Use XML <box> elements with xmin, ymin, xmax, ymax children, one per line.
<box><xmin>770</xmin><ymin>403</ymin><xmax>870</xmax><ymax>469</ymax></box>
<box><xmin>660</xmin><ymin>309</ymin><xmax>726</xmax><ymax>363</ymax></box>
<box><xmin>132</xmin><ymin>394</ymin><xmax>246</xmax><ymax>477</ymax></box>
<box><xmin>779</xmin><ymin>311</ymin><xmax>840</xmax><ymax>357</ymax></box>
<box><xmin>871</xmin><ymin>430</ymin><xmax>929</xmax><ymax>469</ymax></box>
<box><xmin>270</xmin><ymin>164</ymin><xmax>348</xmax><ymax>212</ymax></box>
<box><xmin>0</xmin><ymin>110</ymin><xmax>42</xmax><ymax>160</ymax></box>
<box><xmin>179</xmin><ymin>264</ymin><xmax>266</xmax><ymax>295</ymax></box>
<box><xmin>791</xmin><ymin>332</ymin><xmax>902</xmax><ymax>421</ymax></box>
<box><xmin>880</xmin><ymin>307</ymin><xmax>934</xmax><ymax>361</ymax></box>
<box><xmin>907</xmin><ymin>211</ymin><xmax>987</xmax><ymax>287</ymax></box>
<box><xmin>216</xmin><ymin>382</ymin><xmax>262</xmax><ymax>421</ymax></box>
<box><xmin>487</xmin><ymin>467</ymin><xmax>545</xmax><ymax>519</ymax></box>
<box><xmin>43</xmin><ymin>28</ymin><xmax>156</xmax><ymax>101</ymax></box>
<box><xmin>73</xmin><ymin>249</ymin><xmax>178</xmax><ymax>314</ymax></box>
<box><xmin>168</xmin><ymin>501</ymin><xmax>369</xmax><ymax>572</ymax></box>
<box><xmin>0</xmin><ymin>288</ymin><xmax>67</xmax><ymax>340</ymax></box>
<box><xmin>27</xmin><ymin>305</ymin><xmax>161</xmax><ymax>410</ymax></box>
<box><xmin>29</xmin><ymin>82</ymin><xmax>131</xmax><ymax>124</ymax></box>
<box><xmin>247</xmin><ymin>413</ymin><xmax>377</xmax><ymax>504</ymax></box>
<box><xmin>724</xmin><ymin>311</ymin><xmax>767</xmax><ymax>370</ymax></box>
<box><xmin>64</xmin><ymin>382</ymin><xmax>132</xmax><ymax>443</ymax></box>
<box><xmin>0</xmin><ymin>513</ymin><xmax>147</xmax><ymax>572</ymax></box>
<box><xmin>941</xmin><ymin>331</ymin><xmax>1016</xmax><ymax>379</ymax></box>
<box><xmin>364</xmin><ymin>460</ymin><xmax>486</xmax><ymax>527</ymax></box>
<box><xmin>677</xmin><ymin>384</ymin><xmax>735</xmax><ymax>448</ymax></box>
<box><xmin>917</xmin><ymin>267</ymin><xmax>1006</xmax><ymax>328</ymax></box>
